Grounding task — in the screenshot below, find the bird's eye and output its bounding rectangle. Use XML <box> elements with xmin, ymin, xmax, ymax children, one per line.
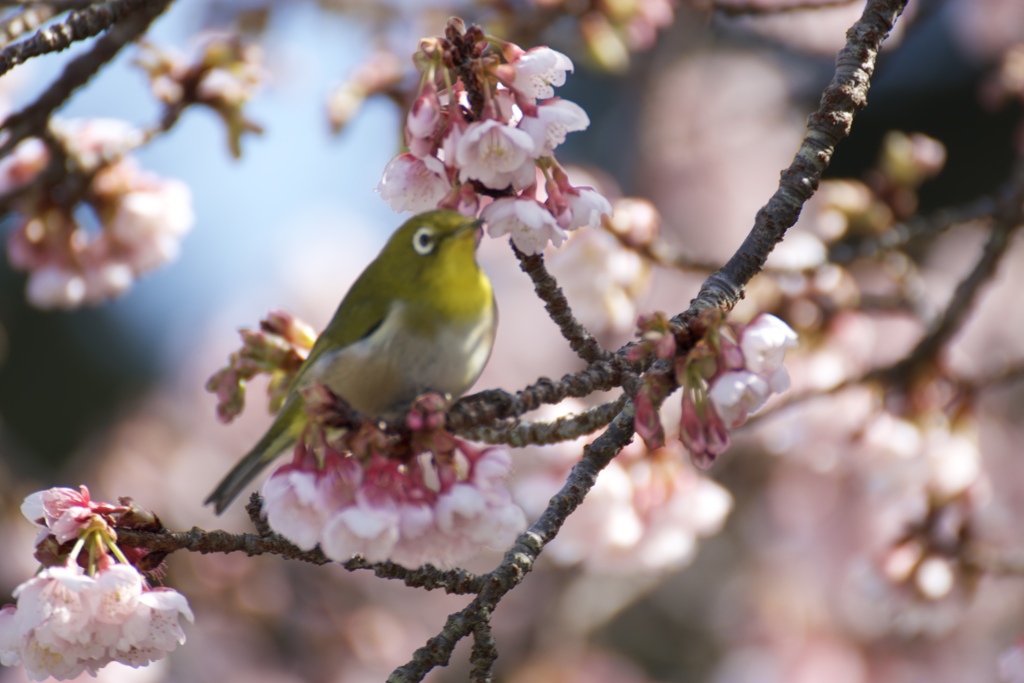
<box><xmin>412</xmin><ymin>227</ymin><xmax>435</xmax><ymax>255</ymax></box>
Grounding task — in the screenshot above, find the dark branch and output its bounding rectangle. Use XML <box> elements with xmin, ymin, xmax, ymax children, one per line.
<box><xmin>712</xmin><ymin>0</ymin><xmax>860</xmax><ymax>17</ymax></box>
<box><xmin>389</xmin><ymin>401</ymin><xmax>638</xmax><ymax>682</ymax></box>
<box><xmin>458</xmin><ymin>393</ymin><xmax>627</xmax><ymax>446</ymax></box>
<box><xmin>512</xmin><ymin>243</ymin><xmax>610</xmax><ymax>363</ymax></box>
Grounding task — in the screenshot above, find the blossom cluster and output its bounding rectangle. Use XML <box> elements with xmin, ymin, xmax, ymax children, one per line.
<box><xmin>633</xmin><ymin>312</ymin><xmax>799</xmax><ymax>469</ymax></box>
<box><xmin>376</xmin><ymin>21</ymin><xmax>612</xmax><ymax>255</ymax></box>
<box><xmin>206</xmin><ymin>310</ymin><xmax>317</xmax><ymax>423</ymax></box>
<box><xmin>263</xmin><ymin>414</ymin><xmax>526</xmax><ymax>569</ymax></box>
<box><xmin>515</xmin><ymin>439</ymin><xmax>732</xmax><ymax>573</ymax></box>
<box><xmin>0</xmin><ymin>487</ymin><xmax>192</xmax><ymax>681</ymax></box>
<box><xmin>137</xmin><ymin>35</ymin><xmax>264</xmax><ymax>158</ymax></box>
<box><xmin>851</xmin><ymin>413</ymin><xmax>985</xmax><ymax>615</ymax></box>
<box><xmin>4</xmin><ymin>119</ymin><xmax>195</xmax><ymax>309</ymax></box>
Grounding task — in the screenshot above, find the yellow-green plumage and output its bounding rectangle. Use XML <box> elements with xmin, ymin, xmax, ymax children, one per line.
<box><xmin>206</xmin><ymin>211</ymin><xmax>496</xmax><ymax>513</ymax></box>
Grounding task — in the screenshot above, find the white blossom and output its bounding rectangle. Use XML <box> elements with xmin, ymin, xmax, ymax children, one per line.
<box><xmin>708</xmin><ymin>370</ymin><xmax>771</xmax><ymax>428</ymax></box>
<box><xmin>25</xmin><ymin>267</ymin><xmax>87</xmax><ymax>310</ymax></box>
<box><xmin>740</xmin><ymin>313</ymin><xmax>799</xmax><ymax>393</ymax></box>
<box><xmin>108</xmin><ymin>178</ymin><xmax>194</xmax><ymax>273</ymax></box>
<box><xmin>483</xmin><ymin>197</ymin><xmax>565</xmax><ymax>254</ymax></box>
<box><xmin>455</xmin><ymin>120</ymin><xmax>536</xmax><ymax>190</ymax></box>
<box><xmin>0</xmin><ymin>564</ymin><xmax>192</xmax><ymax>681</ymax></box>
<box><xmin>565</xmin><ymin>187</ymin><xmax>613</xmax><ymax>230</ymax></box>
<box><xmin>376</xmin><ymin>153</ymin><xmax>451</xmax><ymax>213</ymax></box>
<box><xmin>518</xmin><ymin>99</ymin><xmax>590</xmax><ymax>157</ymax></box>
<box><xmin>510</xmin><ymin>47</ymin><xmax>574</xmax><ymax>101</ymax></box>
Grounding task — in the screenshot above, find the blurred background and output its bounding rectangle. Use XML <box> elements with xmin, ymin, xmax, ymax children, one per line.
<box><xmin>2</xmin><ymin>0</ymin><xmax>1024</xmax><ymax>681</ymax></box>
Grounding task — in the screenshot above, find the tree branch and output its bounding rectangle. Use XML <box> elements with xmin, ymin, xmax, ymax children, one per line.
<box><xmin>512</xmin><ymin>244</ymin><xmax>610</xmax><ymax>363</ymax></box>
<box><xmin>457</xmin><ymin>393</ymin><xmax>627</xmax><ymax>446</ymax></box>
<box><xmin>0</xmin><ymin>0</ymin><xmax>172</xmax><ymax>157</ymax></box>
<box><xmin>688</xmin><ymin>0</ymin><xmax>910</xmax><ymax>316</ymax></box>
<box><xmin>388</xmin><ymin>401</ymin><xmax>638</xmax><ymax>682</ymax></box>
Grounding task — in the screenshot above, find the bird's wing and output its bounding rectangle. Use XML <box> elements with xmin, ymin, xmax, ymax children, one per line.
<box><xmin>292</xmin><ymin>262</ymin><xmax>394</xmax><ymax>387</ymax></box>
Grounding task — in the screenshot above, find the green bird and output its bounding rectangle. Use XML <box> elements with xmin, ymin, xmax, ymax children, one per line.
<box><xmin>206</xmin><ymin>210</ymin><xmax>497</xmax><ymax>513</ymax></box>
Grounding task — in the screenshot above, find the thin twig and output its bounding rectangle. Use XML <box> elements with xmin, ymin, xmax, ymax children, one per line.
<box><xmin>447</xmin><ymin>355</ymin><xmax>636</xmax><ymax>431</ymax></box>
<box><xmin>512</xmin><ymin>244</ymin><xmax>610</xmax><ymax>363</ymax></box>
<box><xmin>116</xmin><ymin>526</ymin><xmax>486</xmax><ymax>594</ymax></box>
<box><xmin>458</xmin><ymin>394</ymin><xmax>627</xmax><ymax>446</ymax></box>
<box><xmin>880</xmin><ymin>172</ymin><xmax>1024</xmax><ymax>388</ymax></box>
<box><xmin>711</xmin><ymin>0</ymin><xmax>860</xmax><ymax>16</ymax></box>
<box><xmin>828</xmin><ymin>195</ymin><xmax>998</xmax><ymax>264</ymax></box>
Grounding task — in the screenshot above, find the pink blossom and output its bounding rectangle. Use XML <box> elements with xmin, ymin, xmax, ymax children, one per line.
<box><xmin>510</xmin><ymin>47</ymin><xmax>574</xmax><ymax>101</ymax></box>
<box><xmin>263</xmin><ymin>469</ymin><xmax>333</xmax><ymax>551</ymax></box>
<box><xmin>264</xmin><ymin>443</ymin><xmax>526</xmax><ymax>569</ymax></box>
<box><xmin>516</xmin><ymin>441</ymin><xmax>731</xmax><ymax>574</ymax></box>
<box><xmin>376</xmin><ymin>153</ymin><xmax>451</xmax><ymax>213</ymax></box>
<box><xmin>52</xmin><ymin>119</ymin><xmax>144</xmax><ymax>171</ymax></box>
<box><xmin>106</xmin><ymin>175</ymin><xmax>194</xmax><ymax>273</ymax></box>
<box><xmin>519</xmin><ymin>99</ymin><xmax>590</xmax><ymax>157</ymax></box>
<box><xmin>708</xmin><ymin>370</ymin><xmax>771</xmax><ymax>428</ymax></box>
<box><xmin>196</xmin><ymin>67</ymin><xmax>255</xmax><ymax>107</ymax></box>
<box><xmin>0</xmin><ymin>564</ymin><xmax>192</xmax><ymax>681</ymax></box>
<box><xmin>455</xmin><ymin>119</ymin><xmax>536</xmax><ymax>190</ymax></box>
<box><xmin>482</xmin><ymin>196</ymin><xmax>565</xmax><ymax>254</ymax></box>
<box><xmin>406</xmin><ymin>88</ymin><xmax>442</xmax><ymax>140</ymax></box>
<box><xmin>81</xmin><ymin>262</ymin><xmax>135</xmax><ymax>304</ymax></box>
<box><xmin>20</xmin><ymin>486</ymin><xmax>118</xmax><ymax>545</ymax></box>
<box><xmin>0</xmin><ymin>138</ymin><xmax>49</xmax><ymax>195</ymax></box>
<box><xmin>25</xmin><ymin>267</ymin><xmax>87</xmax><ymax>310</ymax></box>
<box><xmin>322</xmin><ymin>499</ymin><xmax>402</xmax><ymax>563</ymax></box>
<box><xmin>739</xmin><ymin>313</ymin><xmax>799</xmax><ymax>393</ymax></box>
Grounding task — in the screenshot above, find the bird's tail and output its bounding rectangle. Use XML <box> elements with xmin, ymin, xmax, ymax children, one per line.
<box><xmin>205</xmin><ymin>401</ymin><xmax>305</xmax><ymax>514</ymax></box>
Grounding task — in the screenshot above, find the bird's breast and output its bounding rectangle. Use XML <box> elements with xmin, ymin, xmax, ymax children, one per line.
<box><xmin>304</xmin><ymin>300</ymin><xmax>496</xmax><ymax>419</ymax></box>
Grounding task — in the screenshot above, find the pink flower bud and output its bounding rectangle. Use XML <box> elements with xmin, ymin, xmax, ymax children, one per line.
<box><xmin>407</xmin><ymin>89</ymin><xmax>441</xmax><ymax>140</ymax></box>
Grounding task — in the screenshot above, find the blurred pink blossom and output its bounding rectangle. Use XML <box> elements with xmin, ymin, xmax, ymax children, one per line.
<box><xmin>0</xmin><ymin>564</ymin><xmax>192</xmax><ymax>681</ymax></box>
<box><xmin>264</xmin><ymin>442</ymin><xmax>526</xmax><ymax>568</ymax></box>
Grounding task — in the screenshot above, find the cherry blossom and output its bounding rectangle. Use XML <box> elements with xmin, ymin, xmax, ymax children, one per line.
<box><xmin>5</xmin><ymin>119</ymin><xmax>195</xmax><ymax>310</ymax></box>
<box><xmin>548</xmin><ymin>226</ymin><xmax>649</xmax><ymax>332</ymax></box>
<box><xmin>0</xmin><ymin>138</ymin><xmax>48</xmax><ymax>195</ymax></box>
<box><xmin>508</xmin><ymin>47</ymin><xmax>574</xmax><ymax>101</ymax></box>
<box><xmin>564</xmin><ymin>187</ymin><xmax>613</xmax><ymax>230</ymax></box>
<box><xmin>519</xmin><ymin>99</ymin><xmax>590</xmax><ymax>157</ymax></box>
<box><xmin>455</xmin><ymin>119</ymin><xmax>536</xmax><ymax>190</ymax></box>
<box><xmin>3</xmin><ymin>488</ymin><xmax>191</xmax><ymax>681</ymax></box>
<box><xmin>483</xmin><ymin>196</ymin><xmax>566</xmax><ymax>254</ymax></box>
<box><xmin>263</xmin><ymin>442</ymin><xmax>526</xmax><ymax>568</ymax></box>
<box><xmin>514</xmin><ymin>440</ymin><xmax>732</xmax><ymax>573</ymax></box>
<box><xmin>739</xmin><ymin>313</ymin><xmax>800</xmax><ymax>393</ymax></box>
<box><xmin>371</xmin><ymin>30</ymin><xmax>614</xmax><ymax>254</ymax></box>
<box><xmin>376</xmin><ymin>153</ymin><xmax>451</xmax><ymax>213</ymax></box>
<box><xmin>0</xmin><ymin>564</ymin><xmax>193</xmax><ymax>681</ymax></box>
<box><xmin>708</xmin><ymin>370</ymin><xmax>771</xmax><ymax>429</ymax></box>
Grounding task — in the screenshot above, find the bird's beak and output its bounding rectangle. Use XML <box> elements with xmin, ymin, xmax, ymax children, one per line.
<box><xmin>460</xmin><ymin>218</ymin><xmax>485</xmax><ymax>246</ymax></box>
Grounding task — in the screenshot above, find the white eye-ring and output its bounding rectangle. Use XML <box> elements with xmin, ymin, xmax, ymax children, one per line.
<box><xmin>412</xmin><ymin>226</ymin><xmax>436</xmax><ymax>255</ymax></box>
